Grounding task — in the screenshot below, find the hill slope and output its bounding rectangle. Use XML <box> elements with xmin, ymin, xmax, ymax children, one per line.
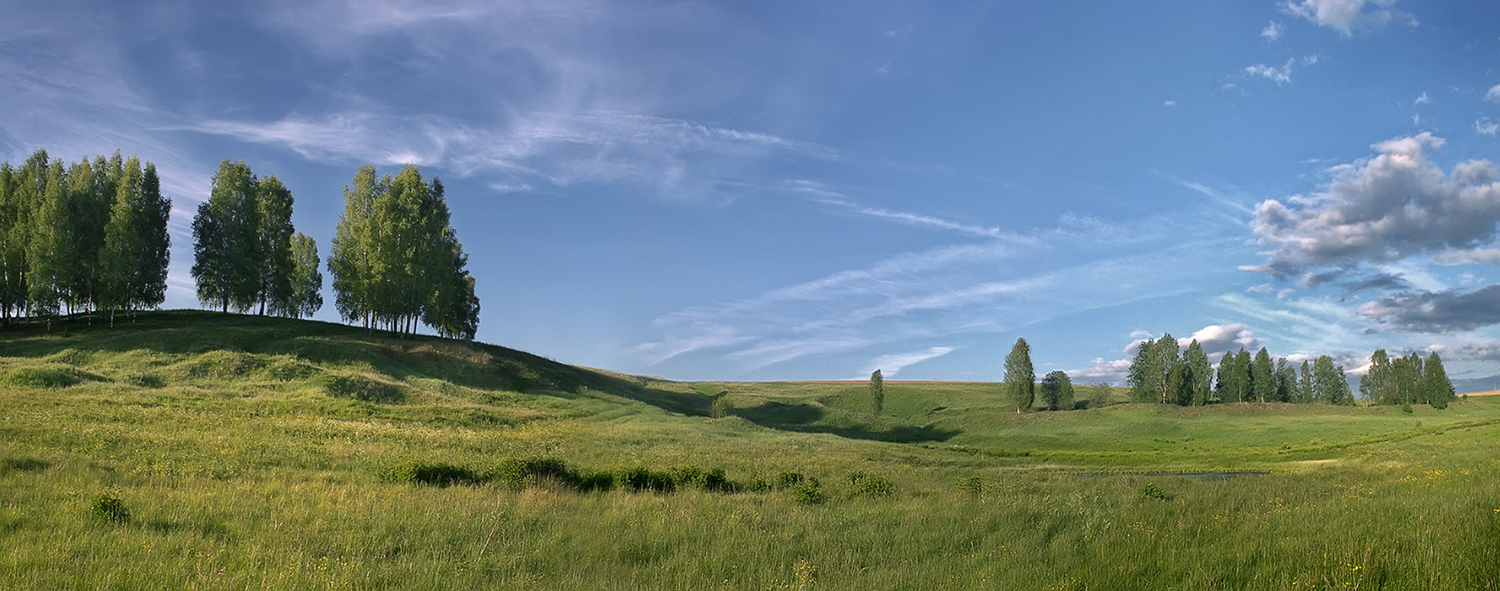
<box><xmin>2</xmin><ymin>311</ymin><xmax>1498</xmax><ymax>589</ymax></box>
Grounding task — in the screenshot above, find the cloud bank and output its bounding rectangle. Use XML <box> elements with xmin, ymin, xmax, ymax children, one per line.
<box><xmin>1245</xmin><ymin>133</ymin><xmax>1500</xmax><ymax>285</ymax></box>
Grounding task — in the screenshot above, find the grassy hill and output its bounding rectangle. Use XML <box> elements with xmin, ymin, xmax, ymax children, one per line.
<box><xmin>2</xmin><ymin>311</ymin><xmax>1498</xmax><ymax>589</ymax></box>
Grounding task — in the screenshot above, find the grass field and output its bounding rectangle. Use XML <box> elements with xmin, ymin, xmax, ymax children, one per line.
<box><xmin>1</xmin><ymin>311</ymin><xmax>1497</xmax><ymax>589</ymax></box>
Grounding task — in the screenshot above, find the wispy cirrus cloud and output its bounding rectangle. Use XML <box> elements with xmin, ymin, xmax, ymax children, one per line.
<box><xmin>790</xmin><ymin>181</ymin><xmax>1026</xmax><ymax>241</ymax></box>
<box><xmin>635</xmin><ymin>206</ymin><xmax>1234</xmax><ymax>376</ymax></box>
<box><xmin>862</xmin><ymin>346</ymin><xmax>957</xmax><ymax>379</ymax></box>
<box><xmin>186</xmin><ymin>110</ymin><xmax>834</xmax><ymax>202</ymax></box>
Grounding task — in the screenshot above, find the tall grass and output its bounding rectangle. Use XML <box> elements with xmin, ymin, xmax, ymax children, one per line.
<box><xmin>1</xmin><ymin>311</ymin><xmax>1496</xmax><ymax>588</ymax></box>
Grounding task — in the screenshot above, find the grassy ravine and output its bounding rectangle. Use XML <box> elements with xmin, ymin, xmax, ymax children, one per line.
<box><xmin>1</xmin><ymin>311</ymin><xmax>1497</xmax><ymax>590</ymax></box>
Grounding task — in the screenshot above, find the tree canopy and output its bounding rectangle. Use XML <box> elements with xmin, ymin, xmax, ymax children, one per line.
<box><xmin>191</xmin><ymin>160</ymin><xmax>320</xmax><ymax>319</ymax></box>
<box><xmin>328</xmin><ymin>165</ymin><xmax>478</xmax><ymax>339</ymax></box>
<box><xmin>0</xmin><ymin>149</ymin><xmax>170</xmax><ymax>328</ymax></box>
<box><xmin>1003</xmin><ymin>338</ymin><xmax>1034</xmax><ymax>413</ymax></box>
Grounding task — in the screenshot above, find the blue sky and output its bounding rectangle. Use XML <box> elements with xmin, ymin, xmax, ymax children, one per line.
<box><xmin>7</xmin><ymin>1</ymin><xmax>1500</xmax><ymax>388</ymax></box>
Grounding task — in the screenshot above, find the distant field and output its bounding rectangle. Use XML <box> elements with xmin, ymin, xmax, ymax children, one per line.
<box><xmin>1</xmin><ymin>311</ymin><xmax>1497</xmax><ymax>589</ymax></box>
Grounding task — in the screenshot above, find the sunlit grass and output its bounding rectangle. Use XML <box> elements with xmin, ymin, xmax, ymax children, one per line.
<box><xmin>1</xmin><ymin>311</ymin><xmax>1497</xmax><ymax>589</ymax></box>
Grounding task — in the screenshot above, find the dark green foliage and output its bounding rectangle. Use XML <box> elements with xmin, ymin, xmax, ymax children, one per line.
<box><xmin>792</xmin><ymin>478</ymin><xmax>825</xmax><ymax>505</ymax></box>
<box><xmin>1088</xmin><ymin>383</ymin><xmax>1111</xmax><ymax>409</ymax></box>
<box><xmin>777</xmin><ymin>471</ymin><xmax>807</xmax><ymax>489</ymax></box>
<box><xmin>256</xmin><ymin>175</ymin><xmax>297</xmax><ymax>317</ymax></box>
<box><xmin>613</xmin><ymin>466</ymin><xmax>677</xmax><ymax>493</ymax></box>
<box><xmin>192</xmin><ymin>160</ymin><xmax>261</xmax><ymax>314</ymax></box>
<box><xmin>90</xmin><ymin>491</ymin><xmax>130</xmax><ymax>524</ymax></box>
<box><xmin>1251</xmin><ymin>347</ymin><xmax>1274</xmax><ymax>403</ymax></box>
<box><xmin>1128</xmin><ymin>334</ymin><xmax>1179</xmax><ymax>404</ymax></box>
<box><xmin>1040</xmin><ymin>370</ymin><xmax>1074</xmax><ymax>411</ymax></box>
<box><xmin>490</xmin><ymin>457</ymin><xmax>575</xmax><ymax>488</ymax></box>
<box><xmin>1003</xmin><ymin>337</ymin><xmax>1034</xmax><ymax>413</ymax></box>
<box><xmin>1402</xmin><ymin>403</ymin><xmax>1414</xmax><ymax>414</ymax></box>
<box><xmin>381</xmin><ymin>461</ymin><xmax>484</xmax><ymax>487</ymax></box>
<box><xmin>1314</xmin><ymin>355</ymin><xmax>1353</xmax><ymax>405</ymax></box>
<box><xmin>957</xmin><ymin>474</ymin><xmax>985</xmax><ymax>496</ymax></box>
<box><xmin>1425</xmin><ymin>352</ymin><xmax>1453</xmax><ymax>410</ymax></box>
<box><xmin>1138</xmin><ymin>481</ymin><xmax>1170</xmax><ymax>501</ymax></box>
<box><xmin>286</xmin><ymin>233</ymin><xmax>322</xmax><ymax>319</ymax></box>
<box><xmin>1361</xmin><ymin>349</ymin><xmax>1397</xmax><ymax>405</ymax></box>
<box><xmin>1297</xmin><ymin>360</ymin><xmax>1314</xmax><ymax>404</ymax></box>
<box><xmin>1184</xmin><ymin>340</ymin><xmax>1211</xmax><ymax>406</ymax></box>
<box><xmin>846</xmin><ymin>471</ymin><xmax>893</xmax><ymax>498</ymax></box>
<box><xmin>869</xmin><ymin>369</ymin><xmax>884</xmax><ymax>415</ymax></box>
<box><xmin>330</xmin><ymin>166</ymin><xmax>479</xmax><ymax>339</ymax></box>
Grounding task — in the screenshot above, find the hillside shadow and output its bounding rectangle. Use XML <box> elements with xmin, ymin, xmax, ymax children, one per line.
<box><xmin>733</xmin><ymin>401</ymin><xmax>960</xmax><ymax>443</ymax></box>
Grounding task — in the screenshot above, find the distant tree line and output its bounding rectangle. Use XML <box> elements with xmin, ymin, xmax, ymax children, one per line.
<box><xmin>328</xmin><ymin>164</ymin><xmax>479</xmax><ymax>340</ymax></box>
<box><xmin>863</xmin><ymin>336</ymin><xmax>1456</xmax><ymax>414</ymax></box>
<box><xmin>191</xmin><ymin>160</ymin><xmax>322</xmax><ymax>318</ymax></box>
<box><xmin>0</xmin><ymin>149</ymin><xmax>171</xmax><ymax>328</ymax></box>
<box><xmin>1127</xmin><ymin>334</ymin><xmax>1355</xmax><ymax>406</ymax></box>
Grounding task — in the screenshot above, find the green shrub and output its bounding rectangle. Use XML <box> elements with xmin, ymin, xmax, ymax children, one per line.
<box><xmin>1139</xmin><ymin>481</ymin><xmax>1170</xmax><ymax>501</ymax></box>
<box><xmin>847</xmin><ymin>471</ymin><xmax>893</xmax><ymax>498</ymax></box>
<box><xmin>490</xmin><ymin>457</ymin><xmax>575</xmax><ymax>488</ymax></box>
<box><xmin>711</xmin><ymin>396</ymin><xmax>733</xmax><ymax>419</ymax></box>
<box><xmin>777</xmin><ymin>471</ymin><xmax>806</xmax><ymax>490</ymax></box>
<box><xmin>1402</xmin><ymin>403</ymin><xmax>1414</xmax><ymax>414</ymax></box>
<box><xmin>614</xmin><ymin>466</ymin><xmax>675</xmax><ymax>493</ymax></box>
<box><xmin>90</xmin><ymin>491</ymin><xmax>130</xmax><ymax>524</ymax></box>
<box><xmin>957</xmin><ymin>474</ymin><xmax>985</xmax><ymax>496</ymax></box>
<box><xmin>381</xmin><ymin>461</ymin><xmax>483</xmax><ymax>487</ymax></box>
<box><xmin>696</xmin><ymin>467</ymin><xmax>736</xmax><ymax>492</ymax></box>
<box><xmin>792</xmin><ymin>478</ymin><xmax>824</xmax><ymax>505</ymax></box>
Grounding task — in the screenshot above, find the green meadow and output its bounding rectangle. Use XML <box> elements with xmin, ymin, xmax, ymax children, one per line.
<box><xmin>1</xmin><ymin>311</ymin><xmax>1497</xmax><ymax>589</ymax></box>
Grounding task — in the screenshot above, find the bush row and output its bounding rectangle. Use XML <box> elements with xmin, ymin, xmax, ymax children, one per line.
<box><xmin>379</xmin><ymin>458</ymin><xmax>894</xmax><ymax>500</ymax></box>
<box><xmin>379</xmin><ymin>457</ymin><xmax>741</xmax><ymax>493</ymax></box>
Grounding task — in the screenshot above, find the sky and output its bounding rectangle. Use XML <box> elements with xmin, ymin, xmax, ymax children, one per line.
<box><xmin>7</xmin><ymin>0</ymin><xmax>1500</xmax><ymax>389</ymax></box>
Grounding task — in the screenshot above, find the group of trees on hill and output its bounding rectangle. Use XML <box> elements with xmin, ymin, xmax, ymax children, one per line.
<box><xmin>1359</xmin><ymin>349</ymin><xmax>1455</xmax><ymax>409</ymax></box>
<box><xmin>1128</xmin><ymin>334</ymin><xmax>1355</xmax><ymax>406</ymax></box>
<box><xmin>191</xmin><ymin>160</ymin><xmax>322</xmax><ymax>318</ymax></box>
<box><xmin>1124</xmin><ymin>334</ymin><xmax>1457</xmax><ymax>409</ymax></box>
<box><xmin>0</xmin><ymin>149</ymin><xmax>171</xmax><ymax>328</ymax></box>
<box><xmin>328</xmin><ymin>164</ymin><xmax>479</xmax><ymax>340</ymax></box>
<box><xmin>4</xmin><ymin>149</ymin><xmax>481</xmax><ymax>342</ymax></box>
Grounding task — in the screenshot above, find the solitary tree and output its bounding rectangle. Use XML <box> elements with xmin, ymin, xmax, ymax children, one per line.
<box><xmin>870</xmin><ymin>369</ymin><xmax>884</xmax><ymax>415</ymax></box>
<box><xmin>1088</xmin><ymin>382</ymin><xmax>1112</xmax><ymax>409</ymax></box>
<box><xmin>1041</xmin><ymin>370</ymin><xmax>1074</xmax><ymax>411</ymax></box>
<box><xmin>1003</xmin><ymin>338</ymin><xmax>1034</xmax><ymax>413</ymax></box>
